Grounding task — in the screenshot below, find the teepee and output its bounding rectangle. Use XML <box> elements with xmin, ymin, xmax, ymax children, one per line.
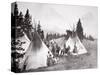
<box><xmin>65</xmin><ymin>33</ymin><xmax>87</xmax><ymax>55</ymax></box>
<box><xmin>50</xmin><ymin>37</ymin><xmax>67</xmax><ymax>50</ymax></box>
<box><xmin>15</xmin><ymin>32</ymin><xmax>30</xmax><ymax>54</ymax></box>
<box><xmin>21</xmin><ymin>31</ymin><xmax>50</xmax><ymax>70</ymax></box>
<box><xmin>65</xmin><ymin>23</ymin><xmax>87</xmax><ymax>55</ymax></box>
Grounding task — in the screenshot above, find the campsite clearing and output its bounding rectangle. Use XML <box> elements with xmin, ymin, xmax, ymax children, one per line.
<box><xmin>24</xmin><ymin>39</ymin><xmax>97</xmax><ymax>72</ymax></box>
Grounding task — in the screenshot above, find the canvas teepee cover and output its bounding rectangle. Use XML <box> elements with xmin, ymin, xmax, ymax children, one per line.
<box><xmin>15</xmin><ymin>33</ymin><xmax>30</xmax><ymax>54</ymax></box>
<box><xmin>65</xmin><ymin>35</ymin><xmax>87</xmax><ymax>55</ymax></box>
<box><xmin>23</xmin><ymin>31</ymin><xmax>49</xmax><ymax>70</ymax></box>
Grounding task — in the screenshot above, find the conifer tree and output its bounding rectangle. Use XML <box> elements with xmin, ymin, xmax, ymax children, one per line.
<box><xmin>76</xmin><ymin>19</ymin><xmax>83</xmax><ymax>40</ymax></box>
<box><xmin>24</xmin><ymin>9</ymin><xmax>33</xmax><ymax>32</ymax></box>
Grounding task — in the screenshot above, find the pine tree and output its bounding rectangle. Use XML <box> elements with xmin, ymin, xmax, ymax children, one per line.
<box><xmin>19</xmin><ymin>12</ymin><xmax>23</xmax><ymax>27</ymax></box>
<box><xmin>14</xmin><ymin>2</ymin><xmax>19</xmax><ymax>17</ymax></box>
<box><xmin>24</xmin><ymin>9</ymin><xmax>33</xmax><ymax>33</ymax></box>
<box><xmin>15</xmin><ymin>11</ymin><xmax>24</xmax><ymax>38</ymax></box>
<box><xmin>12</xmin><ymin>2</ymin><xmax>24</xmax><ymax>38</ymax></box>
<box><xmin>37</xmin><ymin>21</ymin><xmax>41</xmax><ymax>35</ymax></box>
<box><xmin>37</xmin><ymin>21</ymin><xmax>44</xmax><ymax>40</ymax></box>
<box><xmin>76</xmin><ymin>19</ymin><xmax>83</xmax><ymax>40</ymax></box>
<box><xmin>11</xmin><ymin>2</ymin><xmax>19</xmax><ymax>39</ymax></box>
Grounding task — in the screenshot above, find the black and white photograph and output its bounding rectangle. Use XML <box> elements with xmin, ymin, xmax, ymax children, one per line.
<box><xmin>11</xmin><ymin>2</ymin><xmax>98</xmax><ymax>73</ymax></box>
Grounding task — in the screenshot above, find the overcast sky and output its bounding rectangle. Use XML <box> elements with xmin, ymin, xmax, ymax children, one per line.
<box><xmin>12</xmin><ymin>2</ymin><xmax>98</xmax><ymax>38</ymax></box>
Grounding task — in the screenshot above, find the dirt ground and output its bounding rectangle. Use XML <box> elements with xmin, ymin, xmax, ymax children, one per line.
<box><xmin>24</xmin><ymin>39</ymin><xmax>97</xmax><ymax>72</ymax></box>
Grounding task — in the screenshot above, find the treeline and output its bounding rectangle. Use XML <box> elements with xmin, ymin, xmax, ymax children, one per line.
<box><xmin>11</xmin><ymin>2</ymin><xmax>44</xmax><ymax>40</ymax></box>
<box><xmin>11</xmin><ymin>2</ymin><xmax>33</xmax><ymax>39</ymax></box>
<box><xmin>46</xmin><ymin>33</ymin><xmax>66</xmax><ymax>41</ymax></box>
<box><xmin>84</xmin><ymin>34</ymin><xmax>95</xmax><ymax>41</ymax></box>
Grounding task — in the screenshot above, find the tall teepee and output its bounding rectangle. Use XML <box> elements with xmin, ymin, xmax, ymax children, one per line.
<box><xmin>65</xmin><ymin>27</ymin><xmax>87</xmax><ymax>55</ymax></box>
<box><xmin>65</xmin><ymin>23</ymin><xmax>87</xmax><ymax>55</ymax></box>
<box><xmin>22</xmin><ymin>31</ymin><xmax>50</xmax><ymax>70</ymax></box>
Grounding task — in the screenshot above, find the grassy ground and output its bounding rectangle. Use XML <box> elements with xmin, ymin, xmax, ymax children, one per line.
<box><xmin>24</xmin><ymin>39</ymin><xmax>97</xmax><ymax>72</ymax></box>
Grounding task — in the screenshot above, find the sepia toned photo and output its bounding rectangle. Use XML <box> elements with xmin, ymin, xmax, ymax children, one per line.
<box><xmin>11</xmin><ymin>2</ymin><xmax>98</xmax><ymax>73</ymax></box>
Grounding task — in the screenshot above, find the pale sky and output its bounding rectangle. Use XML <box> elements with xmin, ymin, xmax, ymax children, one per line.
<box><xmin>12</xmin><ymin>2</ymin><xmax>98</xmax><ymax>38</ymax></box>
